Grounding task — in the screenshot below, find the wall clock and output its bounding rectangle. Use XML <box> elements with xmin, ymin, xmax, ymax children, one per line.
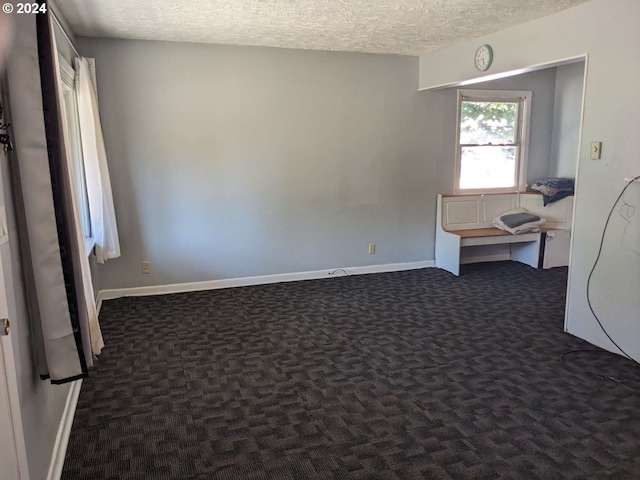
<box><xmin>474</xmin><ymin>44</ymin><xmax>493</xmax><ymax>71</ymax></box>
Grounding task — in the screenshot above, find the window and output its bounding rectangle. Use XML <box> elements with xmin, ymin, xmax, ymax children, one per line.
<box><xmin>58</xmin><ymin>56</ymin><xmax>92</xmax><ymax>241</ymax></box>
<box><xmin>455</xmin><ymin>89</ymin><xmax>531</xmax><ymax>194</ymax></box>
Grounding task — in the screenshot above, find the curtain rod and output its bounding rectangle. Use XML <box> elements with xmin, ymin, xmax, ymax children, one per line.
<box><xmin>50</xmin><ymin>10</ymin><xmax>81</xmax><ymax>58</ymax></box>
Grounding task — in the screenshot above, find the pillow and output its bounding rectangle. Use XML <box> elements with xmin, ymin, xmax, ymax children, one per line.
<box><xmin>493</xmin><ymin>207</ymin><xmax>546</xmax><ymax>234</ymax></box>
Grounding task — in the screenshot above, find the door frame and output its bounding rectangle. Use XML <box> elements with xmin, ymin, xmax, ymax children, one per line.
<box><xmin>0</xmin><ymin>245</ymin><xmax>30</xmax><ymax>479</ymax></box>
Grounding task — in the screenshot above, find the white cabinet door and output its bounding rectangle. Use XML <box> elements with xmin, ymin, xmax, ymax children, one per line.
<box><xmin>543</xmin><ymin>230</ymin><xmax>571</xmax><ymax>269</ymax></box>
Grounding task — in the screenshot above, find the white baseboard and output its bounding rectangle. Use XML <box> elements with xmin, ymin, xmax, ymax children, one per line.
<box><xmin>47</xmin><ymin>379</ymin><xmax>82</xmax><ymax>480</ymax></box>
<box><xmin>97</xmin><ymin>260</ymin><xmax>435</xmax><ymax>301</ymax></box>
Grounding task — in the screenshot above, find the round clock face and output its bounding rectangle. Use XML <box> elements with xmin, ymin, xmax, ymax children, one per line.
<box><xmin>475</xmin><ymin>44</ymin><xmax>493</xmax><ymax>71</ymax></box>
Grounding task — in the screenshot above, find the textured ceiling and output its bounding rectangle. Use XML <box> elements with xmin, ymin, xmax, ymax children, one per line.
<box><xmin>55</xmin><ymin>0</ymin><xmax>589</xmax><ymax>56</ymax></box>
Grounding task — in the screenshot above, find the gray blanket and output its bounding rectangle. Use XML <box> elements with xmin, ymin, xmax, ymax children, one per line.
<box><xmin>501</xmin><ymin>212</ymin><xmax>541</xmax><ymax>228</ymax></box>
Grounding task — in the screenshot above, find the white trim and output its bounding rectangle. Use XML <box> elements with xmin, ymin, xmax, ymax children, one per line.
<box><xmin>96</xmin><ymin>294</ymin><xmax>103</xmax><ymax>316</ymax></box>
<box><xmin>563</xmin><ymin>53</ymin><xmax>589</xmax><ymax>333</ymax></box>
<box><xmin>418</xmin><ymin>54</ymin><xmax>589</xmax><ymax>91</ymax></box>
<box><xmin>46</xmin><ymin>380</ymin><xmax>82</xmax><ymax>480</ymax></box>
<box><xmin>460</xmin><ymin>89</ymin><xmax>532</xmax><ymax>101</ymax></box>
<box><xmin>0</xmin><ymin>338</ymin><xmax>30</xmax><ymax>480</ymax></box>
<box><xmin>0</xmin><ymin>255</ymin><xmax>30</xmax><ymax>479</ymax></box>
<box><xmin>453</xmin><ymin>89</ymin><xmax>463</xmax><ymax>194</ymax></box>
<box><xmin>97</xmin><ymin>261</ymin><xmax>435</xmax><ymax>301</ymax></box>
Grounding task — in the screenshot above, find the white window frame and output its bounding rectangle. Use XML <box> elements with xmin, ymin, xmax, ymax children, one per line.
<box><xmin>454</xmin><ymin>89</ymin><xmax>532</xmax><ymax>195</ymax></box>
<box><xmin>58</xmin><ymin>55</ymin><xmax>94</xmax><ymax>255</ymax></box>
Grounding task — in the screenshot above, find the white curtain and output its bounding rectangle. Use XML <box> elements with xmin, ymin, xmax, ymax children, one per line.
<box><xmin>74</xmin><ymin>57</ymin><xmax>120</xmax><ymax>264</ymax></box>
<box><xmin>49</xmin><ymin>25</ymin><xmax>105</xmax><ymax>359</ymax></box>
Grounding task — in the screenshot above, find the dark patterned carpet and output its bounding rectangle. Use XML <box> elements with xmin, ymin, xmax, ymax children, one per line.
<box><xmin>62</xmin><ymin>262</ymin><xmax>640</xmax><ymax>479</ymax></box>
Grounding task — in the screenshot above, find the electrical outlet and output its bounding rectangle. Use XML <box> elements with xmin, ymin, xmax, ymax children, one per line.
<box><xmin>141</xmin><ymin>261</ymin><xmax>151</xmax><ymax>274</ymax></box>
<box><xmin>368</xmin><ymin>243</ymin><xmax>376</xmax><ymax>255</ymax></box>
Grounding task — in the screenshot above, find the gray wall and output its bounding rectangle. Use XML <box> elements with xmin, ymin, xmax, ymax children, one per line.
<box><xmin>550</xmin><ymin>61</ymin><xmax>585</xmax><ymax>178</ymax></box>
<box><xmin>433</xmin><ymin>68</ymin><xmax>558</xmax><ymax>195</ymax></box>
<box><xmin>78</xmin><ymin>38</ymin><xmax>435</xmax><ymax>290</ymax></box>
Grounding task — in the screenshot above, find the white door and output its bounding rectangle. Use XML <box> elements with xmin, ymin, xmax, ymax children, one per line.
<box><xmin>0</xmin><ymin>83</ymin><xmax>29</xmax><ymax>478</ymax></box>
<box><xmin>0</xmin><ymin>237</ymin><xmax>28</xmax><ymax>479</ymax></box>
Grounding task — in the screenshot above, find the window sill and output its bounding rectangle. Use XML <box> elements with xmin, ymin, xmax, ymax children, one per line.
<box><xmin>455</xmin><ymin>187</ymin><xmax>525</xmax><ymax>196</ymax></box>
<box><xmin>84</xmin><ymin>237</ymin><xmax>95</xmax><ymax>258</ymax></box>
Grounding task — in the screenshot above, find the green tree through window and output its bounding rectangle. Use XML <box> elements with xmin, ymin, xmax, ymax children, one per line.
<box><xmin>460</xmin><ymin>101</ymin><xmax>517</xmax><ymax>145</ymax></box>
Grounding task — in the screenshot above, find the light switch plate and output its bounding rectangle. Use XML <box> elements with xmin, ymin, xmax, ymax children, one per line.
<box><xmin>590</xmin><ymin>141</ymin><xmax>602</xmax><ymax>160</ymax></box>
